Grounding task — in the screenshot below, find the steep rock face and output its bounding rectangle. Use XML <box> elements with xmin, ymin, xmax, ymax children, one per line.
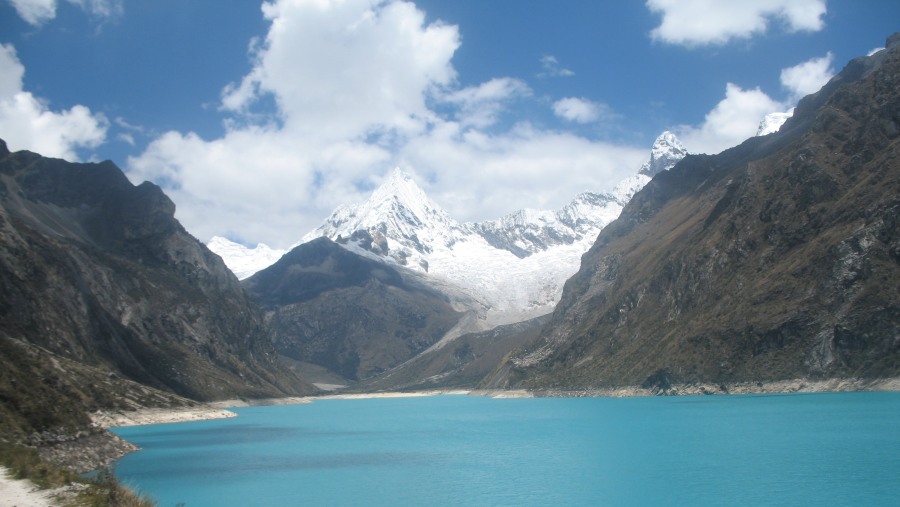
<box><xmin>243</xmin><ymin>238</ymin><xmax>461</xmax><ymax>381</ymax></box>
<box><xmin>488</xmin><ymin>36</ymin><xmax>900</xmax><ymax>390</ymax></box>
<box><xmin>0</xmin><ymin>143</ymin><xmax>314</xmax><ymax>426</ymax></box>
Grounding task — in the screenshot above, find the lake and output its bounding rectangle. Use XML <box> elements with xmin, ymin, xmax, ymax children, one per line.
<box><xmin>111</xmin><ymin>392</ymin><xmax>900</xmax><ymax>506</ymax></box>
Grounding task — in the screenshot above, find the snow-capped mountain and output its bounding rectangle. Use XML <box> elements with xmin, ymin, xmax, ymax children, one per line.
<box><xmin>756</xmin><ymin>110</ymin><xmax>794</xmax><ymax>136</ymax></box>
<box><xmin>206</xmin><ymin>237</ymin><xmax>287</xmax><ymax>280</ymax></box>
<box><xmin>209</xmin><ymin>132</ymin><xmax>686</xmax><ymax>328</ymax></box>
<box><xmin>639</xmin><ymin>131</ymin><xmax>688</xmax><ymax>176</ymax></box>
<box><xmin>300</xmin><ymin>168</ymin><xmax>470</xmax><ymax>272</ymax></box>
<box><xmin>292</xmin><ymin>131</ymin><xmax>687</xmax><ymax>328</ymax></box>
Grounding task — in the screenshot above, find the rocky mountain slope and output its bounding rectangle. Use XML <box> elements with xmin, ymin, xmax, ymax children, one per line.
<box><xmin>242</xmin><ymin>237</ymin><xmax>461</xmax><ymax>381</ymax></box>
<box><xmin>0</xmin><ymin>142</ymin><xmax>315</xmax><ymax>442</ymax></box>
<box><xmin>360</xmin><ymin>315</ymin><xmax>549</xmax><ymax>392</ymax></box>
<box><xmin>483</xmin><ymin>36</ymin><xmax>900</xmax><ymax>391</ymax></box>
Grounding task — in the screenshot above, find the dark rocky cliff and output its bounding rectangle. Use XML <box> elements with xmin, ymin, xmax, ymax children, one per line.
<box><xmin>243</xmin><ymin>237</ymin><xmax>461</xmax><ymax>381</ymax></box>
<box><xmin>485</xmin><ymin>35</ymin><xmax>900</xmax><ymax>390</ymax></box>
<box><xmin>0</xmin><ymin>144</ymin><xmax>315</xmax><ymax>441</ymax></box>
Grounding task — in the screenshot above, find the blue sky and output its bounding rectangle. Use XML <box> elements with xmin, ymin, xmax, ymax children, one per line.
<box><xmin>1</xmin><ymin>0</ymin><xmax>897</xmax><ymax>248</ymax></box>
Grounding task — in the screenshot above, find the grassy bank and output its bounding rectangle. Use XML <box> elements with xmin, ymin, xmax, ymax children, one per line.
<box><xmin>0</xmin><ymin>444</ymin><xmax>154</xmax><ymax>507</ymax></box>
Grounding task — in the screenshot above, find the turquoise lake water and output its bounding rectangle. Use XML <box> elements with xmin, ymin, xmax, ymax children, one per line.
<box><xmin>111</xmin><ymin>392</ymin><xmax>900</xmax><ymax>506</ymax></box>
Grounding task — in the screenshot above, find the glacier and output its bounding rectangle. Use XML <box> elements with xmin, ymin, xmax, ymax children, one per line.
<box><xmin>209</xmin><ymin>131</ymin><xmax>688</xmax><ymax>329</ymax></box>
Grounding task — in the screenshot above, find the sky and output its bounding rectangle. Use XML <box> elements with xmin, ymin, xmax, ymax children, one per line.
<box><xmin>1</xmin><ymin>0</ymin><xmax>897</xmax><ymax>249</ymax></box>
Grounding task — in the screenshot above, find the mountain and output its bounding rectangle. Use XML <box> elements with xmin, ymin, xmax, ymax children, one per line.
<box><xmin>291</xmin><ymin>133</ymin><xmax>687</xmax><ymax>328</ymax></box>
<box><xmin>242</xmin><ymin>237</ymin><xmax>461</xmax><ymax>381</ymax></box>
<box><xmin>757</xmin><ymin>110</ymin><xmax>794</xmax><ymax>136</ymax></box>
<box><xmin>0</xmin><ymin>142</ymin><xmax>315</xmax><ymax>444</ymax></box>
<box><xmin>360</xmin><ymin>315</ymin><xmax>549</xmax><ymax>392</ymax></box>
<box><xmin>206</xmin><ymin>236</ymin><xmax>287</xmax><ymax>280</ymax></box>
<box><xmin>639</xmin><ymin>131</ymin><xmax>689</xmax><ymax>176</ymax></box>
<box><xmin>482</xmin><ymin>34</ymin><xmax>900</xmax><ymax>391</ymax></box>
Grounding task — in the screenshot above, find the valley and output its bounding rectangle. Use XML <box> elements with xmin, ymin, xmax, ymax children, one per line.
<box><xmin>0</xmin><ymin>26</ymin><xmax>898</xmax><ymax>507</ymax></box>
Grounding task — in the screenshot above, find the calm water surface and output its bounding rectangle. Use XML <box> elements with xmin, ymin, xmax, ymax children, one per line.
<box><xmin>112</xmin><ymin>392</ymin><xmax>900</xmax><ymax>506</ymax></box>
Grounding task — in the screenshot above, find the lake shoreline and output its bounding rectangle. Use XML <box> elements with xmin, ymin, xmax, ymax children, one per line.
<box><xmin>32</xmin><ymin>377</ymin><xmax>899</xmax><ymax>476</ymax></box>
<box><xmin>92</xmin><ymin>377</ymin><xmax>900</xmax><ymax>429</ymax></box>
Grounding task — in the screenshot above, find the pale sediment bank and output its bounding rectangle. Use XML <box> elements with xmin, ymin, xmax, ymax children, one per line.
<box><xmin>526</xmin><ymin>376</ymin><xmax>900</xmax><ymax>398</ymax></box>
<box><xmin>93</xmin><ymin>390</ymin><xmax>473</xmax><ymax>429</ymax></box>
<box><xmin>92</xmin><ymin>406</ymin><xmax>239</xmax><ymax>428</ymax></box>
<box><xmin>95</xmin><ymin>378</ymin><xmax>900</xmax><ymax>429</ymax></box>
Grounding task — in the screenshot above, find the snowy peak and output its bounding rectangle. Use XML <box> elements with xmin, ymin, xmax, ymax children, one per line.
<box><xmin>365</xmin><ymin>168</ymin><xmax>445</xmax><ymax>224</ymax></box>
<box><xmin>302</xmin><ymin>168</ymin><xmax>465</xmax><ymax>269</ymax></box>
<box><xmin>756</xmin><ymin>110</ymin><xmax>794</xmax><ymax>136</ymax></box>
<box><xmin>207</xmin><ymin>236</ymin><xmax>287</xmax><ymax>280</ymax></box>
<box><xmin>209</xmin><ymin>131</ymin><xmax>687</xmax><ymax>328</ymax></box>
<box><xmin>638</xmin><ymin>131</ymin><xmax>688</xmax><ymax>177</ymax></box>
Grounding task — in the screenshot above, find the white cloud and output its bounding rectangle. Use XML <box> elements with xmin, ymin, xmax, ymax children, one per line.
<box><xmin>674</xmin><ymin>51</ymin><xmax>838</xmax><ymax>154</ymax></box>
<box><xmin>676</xmin><ymin>83</ymin><xmax>784</xmax><ymax>154</ymax></box>
<box><xmin>7</xmin><ymin>0</ymin><xmax>56</xmax><ymax>25</ymax></box>
<box><xmin>442</xmin><ymin>77</ymin><xmax>531</xmax><ymax>128</ymax></box>
<box><xmin>552</xmin><ymin>97</ymin><xmax>609</xmax><ymax>124</ymax></box>
<box><xmin>129</xmin><ymin>0</ymin><xmax>645</xmax><ymax>249</ymax></box>
<box><xmin>7</xmin><ymin>0</ymin><xmax>122</xmax><ymax>25</ymax></box>
<box><xmin>780</xmin><ymin>52</ymin><xmax>834</xmax><ymax>101</ymax></box>
<box><xmin>220</xmin><ymin>0</ymin><xmax>459</xmax><ymax>141</ymax></box>
<box><xmin>0</xmin><ymin>43</ymin><xmax>107</xmax><ymax>160</ymax></box>
<box><xmin>400</xmin><ymin>124</ymin><xmax>645</xmax><ymax>221</ymax></box>
<box><xmin>647</xmin><ymin>0</ymin><xmax>827</xmax><ymax>46</ymax></box>
<box><xmin>538</xmin><ymin>55</ymin><xmax>574</xmax><ymax>78</ymax></box>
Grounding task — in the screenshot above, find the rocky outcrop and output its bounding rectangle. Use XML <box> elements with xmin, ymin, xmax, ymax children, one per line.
<box><xmin>243</xmin><ymin>238</ymin><xmax>461</xmax><ymax>381</ymax></box>
<box><xmin>485</xmin><ymin>34</ymin><xmax>900</xmax><ymax>390</ymax></box>
<box><xmin>0</xmin><ymin>143</ymin><xmax>315</xmax><ymax>443</ymax></box>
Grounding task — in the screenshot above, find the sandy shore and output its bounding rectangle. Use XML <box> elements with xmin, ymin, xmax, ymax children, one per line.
<box><xmin>92</xmin><ymin>390</ymin><xmax>472</xmax><ymax>428</ymax></box>
<box><xmin>0</xmin><ymin>468</ymin><xmax>57</xmax><ymax>507</ymax></box>
<box><xmin>92</xmin><ymin>406</ymin><xmax>239</xmax><ymax>428</ymax></box>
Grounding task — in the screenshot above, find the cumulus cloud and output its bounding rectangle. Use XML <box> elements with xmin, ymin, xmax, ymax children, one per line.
<box><xmin>7</xmin><ymin>0</ymin><xmax>122</xmax><ymax>25</ymax></box>
<box><xmin>0</xmin><ymin>43</ymin><xmax>107</xmax><ymax>160</ymax></box>
<box><xmin>128</xmin><ymin>0</ymin><xmax>645</xmax><ymax>248</ymax></box>
<box><xmin>220</xmin><ymin>0</ymin><xmax>459</xmax><ymax>141</ymax></box>
<box><xmin>675</xmin><ymin>51</ymin><xmax>838</xmax><ymax>154</ymax></box>
<box><xmin>647</xmin><ymin>0</ymin><xmax>827</xmax><ymax>46</ymax></box>
<box><xmin>400</xmin><ymin>124</ymin><xmax>645</xmax><ymax>220</ymax></box>
<box><xmin>552</xmin><ymin>97</ymin><xmax>610</xmax><ymax>124</ymax></box>
<box><xmin>676</xmin><ymin>83</ymin><xmax>784</xmax><ymax>154</ymax></box>
<box><xmin>780</xmin><ymin>52</ymin><xmax>834</xmax><ymax>101</ymax></box>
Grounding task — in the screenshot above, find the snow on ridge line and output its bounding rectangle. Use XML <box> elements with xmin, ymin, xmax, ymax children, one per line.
<box><xmin>209</xmin><ymin>131</ymin><xmax>690</xmax><ymax>293</ymax></box>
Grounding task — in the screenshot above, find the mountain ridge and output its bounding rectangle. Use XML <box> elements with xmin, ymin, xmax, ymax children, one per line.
<box><xmin>211</xmin><ymin>131</ymin><xmax>688</xmax><ymax>329</ymax></box>
<box><xmin>481</xmin><ymin>33</ymin><xmax>900</xmax><ymax>391</ymax></box>
<box><xmin>0</xmin><ymin>142</ymin><xmax>316</xmax><ymax>446</ymax></box>
<box><xmin>242</xmin><ymin>237</ymin><xmax>461</xmax><ymax>381</ymax></box>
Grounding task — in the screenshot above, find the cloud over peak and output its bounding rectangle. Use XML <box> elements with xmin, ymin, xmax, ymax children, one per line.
<box><xmin>780</xmin><ymin>51</ymin><xmax>834</xmax><ymax>100</ymax></box>
<box><xmin>675</xmin><ymin>51</ymin><xmax>835</xmax><ymax>155</ymax></box>
<box><xmin>0</xmin><ymin>43</ymin><xmax>107</xmax><ymax>160</ymax></box>
<box><xmin>127</xmin><ymin>0</ymin><xmax>648</xmax><ymax>248</ymax></box>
